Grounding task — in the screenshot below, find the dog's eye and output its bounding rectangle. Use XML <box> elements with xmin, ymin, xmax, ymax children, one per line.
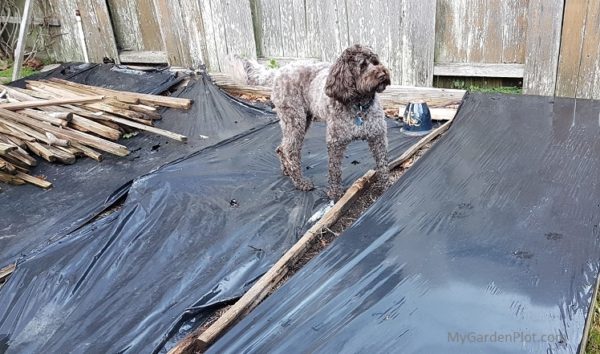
<box><xmin>360</xmin><ymin>60</ymin><xmax>368</xmax><ymax>68</ymax></box>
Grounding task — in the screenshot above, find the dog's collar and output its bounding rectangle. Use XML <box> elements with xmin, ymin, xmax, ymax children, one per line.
<box><xmin>352</xmin><ymin>98</ymin><xmax>375</xmax><ymax>113</ymax></box>
<box><xmin>352</xmin><ymin>98</ymin><xmax>374</xmax><ymax>127</ymax></box>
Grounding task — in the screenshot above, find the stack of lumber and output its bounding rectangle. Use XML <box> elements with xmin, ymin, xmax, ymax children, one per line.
<box><xmin>0</xmin><ymin>79</ymin><xmax>192</xmax><ymax>189</ymax></box>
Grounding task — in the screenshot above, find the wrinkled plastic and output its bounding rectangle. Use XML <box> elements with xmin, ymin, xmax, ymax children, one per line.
<box><xmin>10</xmin><ymin>63</ymin><xmax>184</xmax><ymax>94</ymax></box>
<box><xmin>0</xmin><ymin>80</ymin><xmax>420</xmax><ymax>352</ymax></box>
<box><xmin>210</xmin><ymin>93</ymin><xmax>600</xmax><ymax>354</ymax></box>
<box><xmin>0</xmin><ymin>65</ymin><xmax>275</xmax><ymax>267</ymax></box>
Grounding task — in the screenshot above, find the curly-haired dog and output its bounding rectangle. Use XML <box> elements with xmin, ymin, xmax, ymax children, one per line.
<box><xmin>232</xmin><ymin>45</ymin><xmax>391</xmax><ymax>200</ymax></box>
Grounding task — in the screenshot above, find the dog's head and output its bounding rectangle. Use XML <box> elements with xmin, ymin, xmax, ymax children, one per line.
<box><xmin>325</xmin><ymin>44</ymin><xmax>391</xmax><ymax>104</ymax></box>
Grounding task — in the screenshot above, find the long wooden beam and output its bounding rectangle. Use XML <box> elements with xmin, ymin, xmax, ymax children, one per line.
<box><xmin>168</xmin><ymin>113</ymin><xmax>459</xmax><ymax>354</ymax></box>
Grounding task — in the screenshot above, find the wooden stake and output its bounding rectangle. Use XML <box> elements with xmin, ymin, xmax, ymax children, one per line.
<box><xmin>70</xmin><ymin>115</ymin><xmax>122</xmax><ymax>140</ymax></box>
<box><xmin>0</xmin><ymin>158</ymin><xmax>17</xmax><ymax>174</ymax></box>
<box><xmin>0</xmin><ymin>96</ymin><xmax>104</xmax><ymax>110</ymax></box>
<box><xmin>71</xmin><ymin>141</ymin><xmax>103</xmax><ymax>162</ymax></box>
<box><xmin>0</xmin><ymin>108</ymin><xmax>129</xmax><ymax>156</ymax></box>
<box><xmin>0</xmin><ymin>143</ymin><xmax>17</xmax><ymax>155</ymax></box>
<box><xmin>0</xmin><ymin>123</ymin><xmax>35</xmax><ymax>141</ymax></box>
<box><xmin>7</xmin><ymin>150</ymin><xmax>36</xmax><ymax>167</ymax></box>
<box><xmin>101</xmin><ymin>115</ymin><xmax>187</xmax><ymax>142</ymax></box>
<box><xmin>48</xmin><ymin>78</ymin><xmax>192</xmax><ymax>109</ymax></box>
<box><xmin>15</xmin><ymin>171</ymin><xmax>52</xmax><ymax>188</ymax></box>
<box><xmin>45</xmin><ymin>79</ymin><xmax>140</xmax><ymax>104</ymax></box>
<box><xmin>19</xmin><ymin>109</ymin><xmax>70</xmax><ymax>127</ymax></box>
<box><xmin>25</xmin><ymin>141</ymin><xmax>56</xmax><ymax>162</ymax></box>
<box><xmin>0</xmin><ymin>171</ymin><xmax>26</xmax><ymax>185</ymax></box>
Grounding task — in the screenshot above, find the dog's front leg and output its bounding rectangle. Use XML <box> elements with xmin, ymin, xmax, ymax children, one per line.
<box><xmin>368</xmin><ymin>134</ymin><xmax>389</xmax><ymax>189</ymax></box>
<box><xmin>327</xmin><ymin>140</ymin><xmax>349</xmax><ymax>201</ymax></box>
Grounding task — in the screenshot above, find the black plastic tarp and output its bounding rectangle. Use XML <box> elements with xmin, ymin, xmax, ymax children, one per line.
<box><xmin>0</xmin><ymin>64</ymin><xmax>275</xmax><ymax>267</ymax></box>
<box><xmin>0</xmin><ymin>74</ymin><xmax>421</xmax><ymax>352</ymax></box>
<box><xmin>210</xmin><ymin>93</ymin><xmax>600</xmax><ymax>354</ymax></box>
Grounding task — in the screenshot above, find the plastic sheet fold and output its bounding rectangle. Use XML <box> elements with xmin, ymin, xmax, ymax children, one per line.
<box><xmin>0</xmin><ymin>66</ymin><xmax>420</xmax><ymax>353</ymax></box>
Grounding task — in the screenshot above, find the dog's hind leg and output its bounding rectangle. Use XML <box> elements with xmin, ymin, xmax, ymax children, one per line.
<box><xmin>277</xmin><ymin>107</ymin><xmax>314</xmax><ymax>191</ymax></box>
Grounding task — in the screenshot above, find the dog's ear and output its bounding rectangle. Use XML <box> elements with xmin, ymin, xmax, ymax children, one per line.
<box><xmin>325</xmin><ymin>51</ymin><xmax>357</xmax><ymax>103</ymax></box>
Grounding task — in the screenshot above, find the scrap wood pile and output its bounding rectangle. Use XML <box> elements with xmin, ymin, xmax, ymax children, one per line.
<box><xmin>0</xmin><ymin>79</ymin><xmax>192</xmax><ymax>189</ymax></box>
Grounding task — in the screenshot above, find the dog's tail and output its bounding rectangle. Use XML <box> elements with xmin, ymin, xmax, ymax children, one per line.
<box><xmin>221</xmin><ymin>55</ymin><xmax>277</xmax><ymax>87</ymax></box>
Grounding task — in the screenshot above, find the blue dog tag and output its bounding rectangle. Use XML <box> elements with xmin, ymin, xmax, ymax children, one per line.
<box><xmin>354</xmin><ymin>116</ymin><xmax>364</xmax><ymax>126</ymax></box>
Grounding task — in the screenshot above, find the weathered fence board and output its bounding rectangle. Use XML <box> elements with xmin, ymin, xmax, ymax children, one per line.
<box><xmin>252</xmin><ymin>0</ymin><xmax>436</xmax><ymax>86</ymax></box>
<box><xmin>197</xmin><ymin>0</ymin><xmax>256</xmax><ymax>71</ymax></box>
<box><xmin>107</xmin><ymin>0</ymin><xmax>162</xmax><ymax>52</ymax></box>
<box><xmin>575</xmin><ymin>0</ymin><xmax>600</xmax><ymax>99</ymax></box>
<box><xmin>37</xmin><ymin>0</ymin><xmax>120</xmax><ymax>63</ymax></box>
<box><xmin>435</xmin><ymin>0</ymin><xmax>528</xmax><ymax>64</ymax></box>
<box><xmin>38</xmin><ymin>0</ymin><xmax>83</xmax><ymax>62</ymax></box>
<box><xmin>523</xmin><ymin>0</ymin><xmax>564</xmax><ymax>96</ymax></box>
<box><xmin>76</xmin><ymin>0</ymin><xmax>120</xmax><ymax>63</ymax></box>
<box><xmin>557</xmin><ymin>0</ymin><xmax>600</xmax><ymax>99</ymax></box>
<box><xmin>152</xmin><ymin>0</ymin><xmax>192</xmax><ymax>66</ymax></box>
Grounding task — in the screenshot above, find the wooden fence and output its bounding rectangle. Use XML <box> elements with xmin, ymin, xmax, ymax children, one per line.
<box><xmin>25</xmin><ymin>0</ymin><xmax>600</xmax><ymax>98</ymax></box>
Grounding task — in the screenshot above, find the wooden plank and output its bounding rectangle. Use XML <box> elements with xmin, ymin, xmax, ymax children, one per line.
<box><xmin>210</xmin><ymin>72</ymin><xmax>466</xmax><ymax>107</ymax></box>
<box><xmin>435</xmin><ymin>0</ymin><xmax>525</xmax><ymax>64</ymax></box>
<box><xmin>75</xmin><ymin>0</ymin><xmax>120</xmax><ymax>63</ymax></box>
<box><xmin>177</xmin><ymin>0</ymin><xmax>210</xmax><ymax>68</ymax></box>
<box><xmin>136</xmin><ymin>0</ymin><xmax>163</xmax><ymax>51</ymax></box>
<box><xmin>523</xmin><ymin>0</ymin><xmax>565</xmax><ymax>96</ymax></box>
<box><xmin>278</xmin><ymin>0</ymin><xmax>298</xmax><ymax>56</ymax></box>
<box><xmin>168</xmin><ymin>114</ymin><xmax>457</xmax><ymax>354</ymax></box>
<box><xmin>119</xmin><ymin>51</ymin><xmax>168</xmax><ymax>64</ymax></box>
<box><xmin>152</xmin><ymin>0</ymin><xmax>191</xmax><ymax>66</ymax></box>
<box><xmin>574</xmin><ymin>0</ymin><xmax>600</xmax><ymax>99</ymax></box>
<box><xmin>0</xmin><ymin>108</ymin><xmax>130</xmax><ymax>157</ymax></box>
<box><xmin>433</xmin><ymin>63</ymin><xmax>524</xmax><ymax>78</ymax></box>
<box><xmin>15</xmin><ymin>171</ymin><xmax>52</xmax><ymax>188</ymax></box>
<box><xmin>555</xmin><ymin>0</ymin><xmax>588</xmax><ymax>98</ymax></box>
<box><xmin>398</xmin><ymin>0</ymin><xmax>437</xmax><ymax>86</ymax></box>
<box><xmin>500</xmin><ymin>0</ymin><xmax>529</xmax><ymax>63</ymax></box>
<box><xmin>0</xmin><ymin>96</ymin><xmax>104</xmax><ymax>110</ymax></box>
<box><xmin>47</xmin><ymin>78</ymin><xmax>192</xmax><ymax>109</ymax></box>
<box><xmin>107</xmin><ymin>0</ymin><xmax>141</xmax><ymax>51</ymax></box>
<box><xmin>107</xmin><ymin>0</ymin><xmax>163</xmax><ymax>52</ymax></box>
<box><xmin>0</xmin><ymin>143</ymin><xmax>17</xmax><ymax>155</ymax></box>
<box><xmin>255</xmin><ymin>0</ymin><xmax>284</xmax><ymax>57</ymax></box>
<box><xmin>199</xmin><ymin>0</ymin><xmax>257</xmax><ymax>71</ymax></box>
<box><xmin>11</xmin><ymin>0</ymin><xmax>34</xmax><ymax>81</ymax></box>
<box><xmin>318</xmin><ymin>0</ymin><xmax>349</xmax><ymax>62</ymax></box>
<box><xmin>0</xmin><ymin>16</ymin><xmax>60</xmax><ymax>26</ymax></box>
<box><xmin>37</xmin><ymin>0</ymin><xmax>82</xmax><ymax>62</ymax></box>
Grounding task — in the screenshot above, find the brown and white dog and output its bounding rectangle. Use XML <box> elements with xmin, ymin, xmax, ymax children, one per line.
<box><xmin>231</xmin><ymin>44</ymin><xmax>391</xmax><ymax>200</ymax></box>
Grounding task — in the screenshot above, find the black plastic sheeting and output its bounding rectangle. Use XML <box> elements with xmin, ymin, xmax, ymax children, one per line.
<box><xmin>0</xmin><ymin>64</ymin><xmax>275</xmax><ymax>267</ymax></box>
<box><xmin>0</xmin><ymin>78</ymin><xmax>421</xmax><ymax>352</ymax></box>
<box><xmin>10</xmin><ymin>63</ymin><xmax>183</xmax><ymax>94</ymax></box>
<box><xmin>210</xmin><ymin>93</ymin><xmax>600</xmax><ymax>354</ymax></box>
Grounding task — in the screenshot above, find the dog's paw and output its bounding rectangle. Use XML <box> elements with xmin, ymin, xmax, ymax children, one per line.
<box><xmin>295</xmin><ymin>178</ymin><xmax>315</xmax><ymax>191</ymax></box>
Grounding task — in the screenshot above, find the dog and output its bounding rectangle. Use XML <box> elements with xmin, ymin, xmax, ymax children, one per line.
<box><xmin>230</xmin><ymin>44</ymin><xmax>391</xmax><ymax>200</ymax></box>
